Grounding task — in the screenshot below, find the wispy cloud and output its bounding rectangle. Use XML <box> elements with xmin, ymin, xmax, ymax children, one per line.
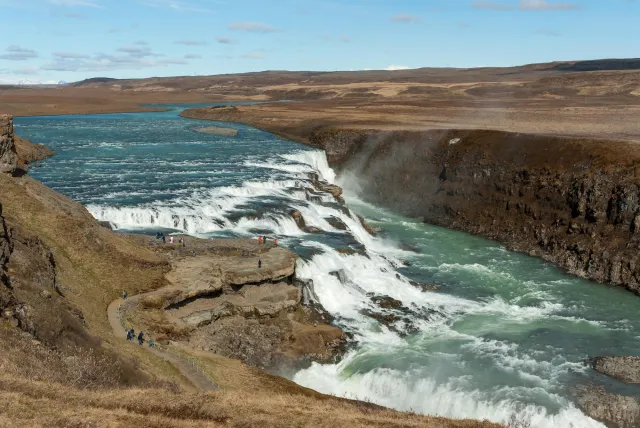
<box><xmin>391</xmin><ymin>13</ymin><xmax>420</xmax><ymax>23</ymax></box>
<box><xmin>473</xmin><ymin>0</ymin><xmax>579</xmax><ymax>10</ymax></box>
<box><xmin>53</xmin><ymin>51</ymin><xmax>90</xmax><ymax>59</ymax></box>
<box><xmin>340</xmin><ymin>35</ymin><xmax>351</xmax><ymax>43</ymax></box>
<box><xmin>175</xmin><ymin>40</ymin><xmax>207</xmax><ymax>46</ymax></box>
<box><xmin>184</xmin><ymin>54</ymin><xmax>202</xmax><ymax>59</ymax></box>
<box><xmin>64</xmin><ymin>12</ymin><xmax>87</xmax><ymax>19</ymax></box>
<box><xmin>0</xmin><ymin>45</ymin><xmax>38</xmax><ymax>61</ymax></box>
<box><xmin>519</xmin><ymin>0</ymin><xmax>579</xmax><ymax>10</ymax></box>
<box><xmin>140</xmin><ymin>0</ymin><xmax>213</xmax><ymax>13</ymax></box>
<box><xmin>472</xmin><ymin>1</ymin><xmax>513</xmax><ymax>10</ymax></box>
<box><xmin>42</xmin><ymin>45</ymin><xmax>191</xmax><ymax>72</ymax></box>
<box><xmin>241</xmin><ymin>52</ymin><xmax>265</xmax><ymax>59</ymax></box>
<box><xmin>229</xmin><ymin>22</ymin><xmax>278</xmax><ymax>33</ymax></box>
<box><xmin>216</xmin><ymin>36</ymin><xmax>235</xmax><ymax>44</ymax></box>
<box><xmin>49</xmin><ymin>0</ymin><xmax>104</xmax><ymax>8</ymax></box>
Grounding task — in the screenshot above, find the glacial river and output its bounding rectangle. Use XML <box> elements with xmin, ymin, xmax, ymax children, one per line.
<box><xmin>17</xmin><ymin>104</ymin><xmax>640</xmax><ymax>427</ymax></box>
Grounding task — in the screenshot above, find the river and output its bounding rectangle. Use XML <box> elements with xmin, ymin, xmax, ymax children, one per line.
<box><xmin>16</xmin><ymin>104</ymin><xmax>640</xmax><ymax>427</ymax></box>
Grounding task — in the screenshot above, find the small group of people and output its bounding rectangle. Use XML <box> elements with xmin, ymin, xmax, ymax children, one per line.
<box><xmin>257</xmin><ymin>235</ymin><xmax>278</xmax><ymax>245</ymax></box>
<box><xmin>154</xmin><ymin>232</ymin><xmax>186</xmax><ymax>247</ymax></box>
<box><xmin>126</xmin><ymin>328</ymin><xmax>154</xmax><ymax>347</ymax></box>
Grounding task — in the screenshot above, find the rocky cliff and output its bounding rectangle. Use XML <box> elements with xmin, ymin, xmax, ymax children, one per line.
<box><xmin>0</xmin><ymin>115</ymin><xmax>17</xmax><ymax>174</ymax></box>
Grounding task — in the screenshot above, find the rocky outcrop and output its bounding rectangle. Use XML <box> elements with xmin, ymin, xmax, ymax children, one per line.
<box><xmin>594</xmin><ymin>356</ymin><xmax>640</xmax><ymax>384</ymax></box>
<box><xmin>0</xmin><ymin>115</ymin><xmax>17</xmax><ymax>174</ymax></box>
<box><xmin>576</xmin><ymin>385</ymin><xmax>640</xmax><ymax>428</ymax></box>
<box><xmin>14</xmin><ymin>135</ymin><xmax>55</xmax><ymax>165</ymax></box>
<box><xmin>130</xmin><ymin>237</ymin><xmax>345</xmax><ymax>370</ymax></box>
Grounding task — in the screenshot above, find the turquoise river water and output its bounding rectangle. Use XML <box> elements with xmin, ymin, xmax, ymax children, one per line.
<box><xmin>15</xmin><ymin>104</ymin><xmax>640</xmax><ymax>427</ymax></box>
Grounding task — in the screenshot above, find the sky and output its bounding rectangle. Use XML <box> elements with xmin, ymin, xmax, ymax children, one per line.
<box><xmin>0</xmin><ymin>0</ymin><xmax>638</xmax><ymax>84</ymax></box>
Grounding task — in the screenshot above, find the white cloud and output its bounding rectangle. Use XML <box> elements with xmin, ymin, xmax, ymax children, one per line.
<box><xmin>519</xmin><ymin>0</ymin><xmax>579</xmax><ymax>10</ymax></box>
<box><xmin>391</xmin><ymin>13</ymin><xmax>420</xmax><ymax>23</ymax></box>
<box><xmin>175</xmin><ymin>40</ymin><xmax>207</xmax><ymax>46</ymax></box>
<box><xmin>241</xmin><ymin>52</ymin><xmax>265</xmax><ymax>59</ymax></box>
<box><xmin>216</xmin><ymin>36</ymin><xmax>235</xmax><ymax>44</ymax></box>
<box><xmin>42</xmin><ymin>45</ymin><xmax>189</xmax><ymax>72</ymax></box>
<box><xmin>49</xmin><ymin>0</ymin><xmax>104</xmax><ymax>8</ymax></box>
<box><xmin>139</xmin><ymin>0</ymin><xmax>212</xmax><ymax>13</ymax></box>
<box><xmin>473</xmin><ymin>0</ymin><xmax>579</xmax><ymax>10</ymax></box>
<box><xmin>229</xmin><ymin>22</ymin><xmax>278</xmax><ymax>33</ymax></box>
<box><xmin>0</xmin><ymin>45</ymin><xmax>38</xmax><ymax>61</ymax></box>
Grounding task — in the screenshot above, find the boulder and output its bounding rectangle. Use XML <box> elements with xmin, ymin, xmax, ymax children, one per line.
<box><xmin>575</xmin><ymin>385</ymin><xmax>640</xmax><ymax>428</ymax></box>
<box><xmin>356</xmin><ymin>214</ymin><xmax>379</xmax><ymax>236</ymax></box>
<box><xmin>314</xmin><ymin>182</ymin><xmax>344</xmax><ymax>201</ymax></box>
<box><xmin>290</xmin><ymin>210</ymin><xmax>306</xmax><ymax>229</ymax></box>
<box><xmin>371</xmin><ymin>295</ymin><xmax>404</xmax><ymax>310</ymax></box>
<box><xmin>594</xmin><ymin>356</ymin><xmax>640</xmax><ymax>384</ymax></box>
<box><xmin>326</xmin><ymin>216</ymin><xmax>348</xmax><ymax>230</ymax></box>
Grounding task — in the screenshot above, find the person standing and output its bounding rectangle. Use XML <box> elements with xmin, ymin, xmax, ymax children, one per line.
<box><xmin>137</xmin><ymin>331</ymin><xmax>144</xmax><ymax>345</ymax></box>
<box><xmin>258</xmin><ymin>259</ymin><xmax>262</xmax><ymax>269</ymax></box>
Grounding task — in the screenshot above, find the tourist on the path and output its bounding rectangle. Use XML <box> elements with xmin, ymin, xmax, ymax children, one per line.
<box><xmin>182</xmin><ymin>238</ymin><xmax>186</xmax><ymax>248</ymax></box>
<box><xmin>258</xmin><ymin>236</ymin><xmax>262</xmax><ymax>244</ymax></box>
<box><xmin>127</xmin><ymin>328</ymin><xmax>135</xmax><ymax>341</ymax></box>
<box><xmin>262</xmin><ymin>235</ymin><xmax>267</xmax><ymax>244</ymax></box>
<box><xmin>258</xmin><ymin>259</ymin><xmax>262</xmax><ymax>269</ymax></box>
<box><xmin>138</xmin><ymin>331</ymin><xmax>144</xmax><ymax>345</ymax></box>
<box><xmin>122</xmin><ymin>290</ymin><xmax>127</xmax><ymax>300</ymax></box>
<box><xmin>274</xmin><ymin>238</ymin><xmax>278</xmax><ymax>245</ymax></box>
<box><xmin>162</xmin><ymin>235</ymin><xmax>166</xmax><ymax>244</ymax></box>
<box><xmin>169</xmin><ymin>236</ymin><xmax>174</xmax><ymax>244</ymax></box>
<box><xmin>126</xmin><ymin>329</ymin><xmax>132</xmax><ymax>340</ymax></box>
<box><xmin>148</xmin><ymin>338</ymin><xmax>155</xmax><ymax>348</ymax></box>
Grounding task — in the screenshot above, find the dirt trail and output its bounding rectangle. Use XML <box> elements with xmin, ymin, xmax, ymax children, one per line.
<box><xmin>107</xmin><ymin>296</ymin><xmax>218</xmax><ymax>391</ymax></box>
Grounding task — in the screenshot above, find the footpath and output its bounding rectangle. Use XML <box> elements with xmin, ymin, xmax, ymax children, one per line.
<box><xmin>107</xmin><ymin>295</ymin><xmax>218</xmax><ymax>391</ymax></box>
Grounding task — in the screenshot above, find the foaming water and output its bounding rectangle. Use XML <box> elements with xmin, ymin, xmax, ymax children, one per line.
<box><xmin>19</xmin><ymin>104</ymin><xmax>640</xmax><ymax>427</ymax></box>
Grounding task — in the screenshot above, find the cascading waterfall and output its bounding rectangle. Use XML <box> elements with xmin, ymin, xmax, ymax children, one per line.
<box><xmin>21</xmin><ymin>108</ymin><xmax>630</xmax><ymax>428</ymax></box>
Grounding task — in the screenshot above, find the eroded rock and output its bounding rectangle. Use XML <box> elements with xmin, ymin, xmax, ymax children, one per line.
<box><xmin>594</xmin><ymin>356</ymin><xmax>640</xmax><ymax>384</ymax></box>
<box><xmin>576</xmin><ymin>385</ymin><xmax>640</xmax><ymax>428</ymax></box>
<box><xmin>0</xmin><ymin>115</ymin><xmax>17</xmax><ymax>174</ymax></box>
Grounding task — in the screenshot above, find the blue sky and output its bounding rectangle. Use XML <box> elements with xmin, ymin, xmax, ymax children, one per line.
<box><xmin>0</xmin><ymin>0</ymin><xmax>638</xmax><ymax>84</ymax></box>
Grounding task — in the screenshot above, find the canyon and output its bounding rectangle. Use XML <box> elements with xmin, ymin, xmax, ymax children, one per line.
<box><xmin>1</xmin><ymin>113</ymin><xmax>499</xmax><ymax>427</ymax></box>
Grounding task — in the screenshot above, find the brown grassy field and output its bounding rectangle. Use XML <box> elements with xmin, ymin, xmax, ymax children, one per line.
<box><xmin>2</xmin><ymin>60</ymin><xmax>640</xmax><ymax>142</ymax></box>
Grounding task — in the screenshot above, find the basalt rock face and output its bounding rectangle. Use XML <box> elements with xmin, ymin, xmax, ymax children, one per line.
<box><xmin>311</xmin><ymin>127</ymin><xmax>640</xmax><ymax>294</ymax></box>
<box><xmin>0</xmin><ymin>115</ymin><xmax>18</xmax><ymax>174</ymax></box>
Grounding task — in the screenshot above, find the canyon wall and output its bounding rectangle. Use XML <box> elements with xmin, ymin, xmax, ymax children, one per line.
<box><xmin>308</xmin><ymin>128</ymin><xmax>640</xmax><ymax>293</ymax></box>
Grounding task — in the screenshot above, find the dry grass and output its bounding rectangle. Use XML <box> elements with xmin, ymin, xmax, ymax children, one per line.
<box><xmin>0</xmin><ymin>374</ymin><xmax>502</xmax><ymax>428</ymax></box>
